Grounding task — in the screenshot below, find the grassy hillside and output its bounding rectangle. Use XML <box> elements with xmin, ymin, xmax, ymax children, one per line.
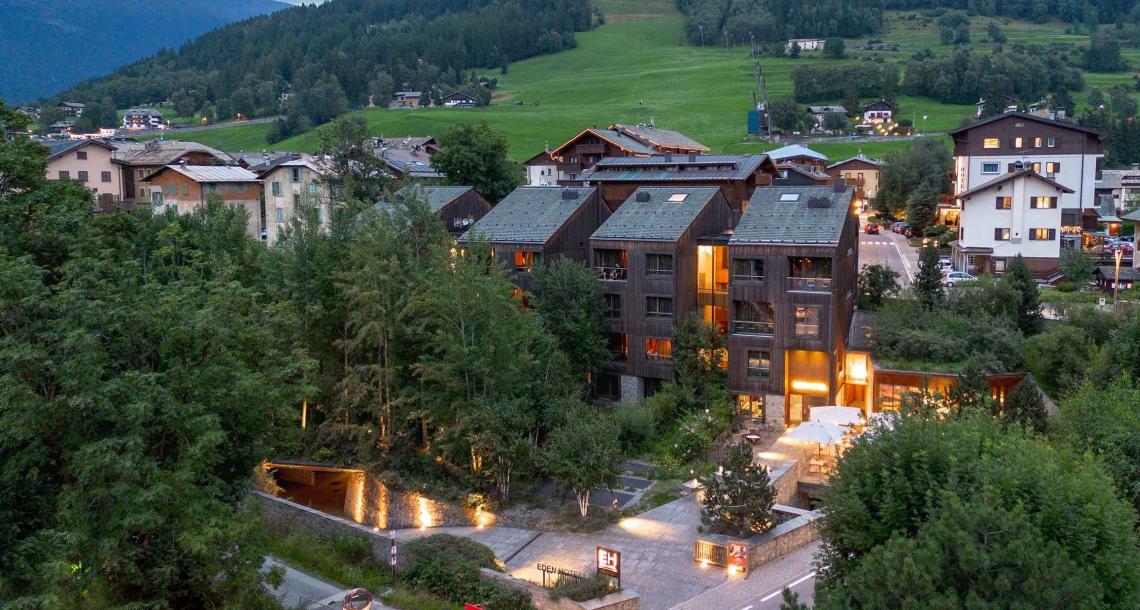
<box><xmin>162</xmin><ymin>0</ymin><xmax>1136</xmax><ymax>162</ymax></box>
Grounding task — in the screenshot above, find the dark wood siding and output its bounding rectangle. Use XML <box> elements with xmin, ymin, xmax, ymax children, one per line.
<box><xmin>952</xmin><ymin>115</ymin><xmax>1103</xmax><ymax>157</ymax></box>
<box><xmin>439</xmin><ymin>189</ymin><xmax>493</xmax><ymax>235</ymax></box>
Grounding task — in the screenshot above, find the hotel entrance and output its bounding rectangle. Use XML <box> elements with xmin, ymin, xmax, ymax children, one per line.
<box><xmin>785</xmin><ymin>349</ymin><xmax>830</xmax><ymax>424</ymax></box>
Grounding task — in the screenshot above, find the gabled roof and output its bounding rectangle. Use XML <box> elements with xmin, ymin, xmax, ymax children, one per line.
<box><xmin>809</xmin><ymin>105</ymin><xmax>847</xmax><ymax>114</ymax></box>
<box><xmin>39</xmin><ymin>138</ymin><xmax>115</xmax><ymax>160</ymax></box>
<box><xmin>550</xmin><ymin>128</ymin><xmax>655</xmax><ymax>158</ymax></box>
<box><xmin>255</xmin><ymin>156</ymin><xmax>328</xmax><ymax>178</ymax></box>
<box><xmin>115</xmin><ymin>140</ymin><xmax>230</xmax><ymax>166</ymax></box>
<box><xmin>732</xmin><ymin>184</ymin><xmax>853</xmax><ymax>245</ymax></box>
<box><xmin>146</xmin><ymin>164</ymin><xmax>259</xmax><ymax>183</ymax></box>
<box><xmin>610</xmin><ymin>124</ymin><xmax>709</xmax><ymax>152</ymax></box>
<box><xmin>522</xmin><ymin>149</ymin><xmax>555</xmax><ymax>165</ymax></box>
<box><xmin>592</xmin><ymin>187</ymin><xmax>723</xmax><ymax>241</ymax></box>
<box><xmin>827</xmin><ymin>155</ymin><xmax>884</xmax><ymax>170</ymax></box>
<box><xmin>124</xmin><ymin>107</ymin><xmax>163</xmax><ymax>117</ymax></box>
<box><xmin>956</xmin><ymin>168</ymin><xmax>1074</xmax><ymax>200</ymax></box>
<box><xmin>392</xmin><ymin>184</ymin><xmax>475</xmax><ymax>213</ymax></box>
<box><xmin>1121</xmin><ymin>208</ymin><xmax>1140</xmax><ymax>222</ymax></box>
<box><xmin>778</xmin><ymin>162</ymin><xmax>831</xmax><ymax>182</ymax></box>
<box><xmin>443</xmin><ymin>90</ymin><xmax>476</xmax><ymax>100</ymax></box>
<box><xmin>460</xmin><ymin>187</ymin><xmax>597</xmax><ymax>244</ymax></box>
<box><xmin>947</xmin><ymin>111</ymin><xmax>1102</xmax><ymax>138</ymax></box>
<box><xmin>766</xmin><ymin>144</ymin><xmax>828</xmax><ymax>162</ymax></box>
<box><xmin>864</xmin><ymin>100</ymin><xmax>894</xmax><ymax>111</ymax></box>
<box><xmin>579</xmin><ymin>154</ymin><xmax>775</xmax><ymax>183</ymax></box>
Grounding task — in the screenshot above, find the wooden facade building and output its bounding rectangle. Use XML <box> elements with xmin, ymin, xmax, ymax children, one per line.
<box><xmin>379</xmin><ymin>184</ymin><xmax>492</xmax><ymax>235</ymax></box>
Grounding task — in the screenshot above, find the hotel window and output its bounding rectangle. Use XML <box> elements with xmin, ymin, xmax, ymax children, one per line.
<box><xmin>513</xmin><ymin>251</ymin><xmax>541</xmax><ymax>272</ymax></box>
<box><xmin>76</xmin><ymin>150</ymin><xmax>87</xmax><ymax>160</ymax></box>
<box><xmin>1031</xmin><ymin>162</ymin><xmax>1041</xmax><ymax>173</ymax></box>
<box><xmin>1034</xmin><ymin>137</ymin><xmax>1043</xmax><ymax>148</ymax></box>
<box><xmin>1047</xmin><ymin>136</ymin><xmax>1056</xmax><ymax>147</ymax></box>
<box><xmin>746</xmin><ymin>350</ymin><xmax>771</xmax><ymax>379</ymax></box>
<box><xmin>646</xmin><ymin>253</ymin><xmax>674</xmax><ymax>276</ymax></box>
<box><xmin>272</xmin><ymin>182</ymin><xmax>282</xmax><ymax>196</ymax></box>
<box><xmin>603</xmin><ymin>294</ymin><xmax>621</xmax><ymax>318</ymax></box>
<box><xmin>983</xmin><ymin>138</ymin><xmax>1000</xmax><ymax>149</ymax></box>
<box><xmin>994</xmin><ymin>227</ymin><xmax>1010</xmax><ymax>241</ymax></box>
<box><xmin>101</xmin><ymin>171</ymin><xmax>111</xmax><ymax>183</ymax></box>
<box><xmin>733</xmin><ymin>300</ymin><xmax>775</xmax><ymax>334</ymax></box>
<box><xmin>731</xmin><ymin>258</ymin><xmax>764</xmax><ymax>281</ymax></box>
<box><xmin>794</xmin><ymin>306</ymin><xmax>821</xmax><ymax>338</ymax></box>
<box><xmin>1045</xmin><ymin>162</ymin><xmax>1060</xmax><ymax>174</ymax></box>
<box><xmin>1013</xmin><ymin>137</ymin><xmax>1024</xmax><ymax>148</ymax></box>
<box><xmin>77</xmin><ymin>171</ymin><xmax>88</xmax><ymax>183</ymax></box>
<box><xmin>995</xmin><ymin>196</ymin><xmax>1012</xmax><ymax>209</ymax></box>
<box><xmin>982</xmin><ymin>162</ymin><xmax>1000</xmax><ymax>174</ymax></box>
<box><xmin>608</xmin><ymin>333</ymin><xmax>628</xmax><ymax>360</ymax></box>
<box><xmin>1029</xmin><ymin>228</ymin><xmax>1057</xmax><ymax>240</ymax></box>
<box><xmin>645</xmin><ymin>337</ymin><xmax>673</xmax><ymax>361</ymax></box>
<box><xmin>1030</xmin><ymin>196</ymin><xmax>1057</xmax><ymax>209</ymax></box>
<box><xmin>275</xmin><ymin>207</ymin><xmax>284</xmax><ymax>222</ymax></box>
<box><xmin>646</xmin><ymin>296</ymin><xmax>674</xmax><ymax>318</ymax></box>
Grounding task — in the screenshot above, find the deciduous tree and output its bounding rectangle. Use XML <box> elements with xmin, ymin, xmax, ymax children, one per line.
<box><xmin>543</xmin><ymin>408</ymin><xmax>622</xmax><ymax>517</ymax></box>
<box><xmin>432</xmin><ymin>123</ymin><xmax>520</xmax><ymax>203</ymax></box>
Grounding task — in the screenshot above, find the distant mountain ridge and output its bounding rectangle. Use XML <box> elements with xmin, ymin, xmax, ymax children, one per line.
<box><xmin>0</xmin><ymin>0</ymin><xmax>287</xmax><ymax>103</ymax></box>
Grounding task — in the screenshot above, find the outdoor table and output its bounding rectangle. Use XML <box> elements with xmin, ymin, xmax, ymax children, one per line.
<box><xmin>744</xmin><ymin>434</ymin><xmax>761</xmax><ymax>444</ymax></box>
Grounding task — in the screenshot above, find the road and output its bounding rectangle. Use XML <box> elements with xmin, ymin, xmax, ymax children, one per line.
<box><xmin>669</xmin><ymin>541</ymin><xmax>820</xmax><ymax>610</ymax></box>
<box><xmin>859</xmin><ymin>227</ymin><xmax>916</xmax><ymax>288</ymax></box>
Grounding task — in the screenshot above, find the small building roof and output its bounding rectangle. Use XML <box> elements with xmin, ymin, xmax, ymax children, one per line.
<box><xmin>778</xmin><ymin>162</ymin><xmax>831</xmax><ymax>182</ymax></box>
<box><xmin>610</xmin><ymin>123</ymin><xmax>710</xmax><ymax>152</ymax></box>
<box><xmin>765</xmin><ymin>144</ymin><xmax>828</xmax><ymax>163</ymax></box>
<box><xmin>124</xmin><ymin>107</ymin><xmax>163</xmax><ymax>117</ymax></box>
<box><xmin>115</xmin><ymin>139</ymin><xmax>230</xmax><ymax>166</ymax></box>
<box><xmin>827</xmin><ymin>155</ymin><xmax>884</xmax><ymax>170</ymax></box>
<box><xmin>443</xmin><ymin>90</ymin><xmax>476</xmax><ymax>100</ymax></box>
<box><xmin>39</xmin><ymin>138</ymin><xmax>115</xmax><ymax>160</ymax></box>
<box><xmin>1097</xmin><ymin>266</ymin><xmax>1140</xmax><ymax>282</ymax></box>
<box><xmin>956</xmin><ymin>168</ymin><xmax>1074</xmax><ymax>200</ymax></box>
<box><xmin>864</xmin><ymin>100</ymin><xmax>894</xmax><ymax>111</ymax></box>
<box><xmin>809</xmin><ymin>105</ymin><xmax>847</xmax><ymax>114</ymax></box>
<box><xmin>580</xmin><ymin>154</ymin><xmax>773</xmax><ymax>183</ymax></box>
<box><xmin>392</xmin><ymin>184</ymin><xmax>474</xmax><ymax>213</ymax></box>
<box><xmin>1121</xmin><ymin>208</ymin><xmax>1140</xmax><ymax>222</ymax></box>
<box><xmin>58</xmin><ymin>101</ymin><xmax>85</xmax><ymax>108</ymax></box>
<box><xmin>147</xmin><ymin>164</ymin><xmax>259</xmax><ymax>183</ymax></box>
<box><xmin>461</xmin><ymin>186</ymin><xmax>596</xmax><ymax>244</ymax></box>
<box><xmin>393</xmin><ymin>91</ymin><xmax>422</xmax><ymax>97</ymax></box>
<box><xmin>732</xmin><ymin>184</ymin><xmax>854</xmax><ymax>245</ymax></box>
<box><xmin>592</xmin><ymin>187</ymin><xmax>723</xmax><ymax>242</ymax></box>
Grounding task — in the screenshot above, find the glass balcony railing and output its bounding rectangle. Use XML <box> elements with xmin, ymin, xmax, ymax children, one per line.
<box><xmin>731</xmin><ymin>320</ymin><xmax>775</xmax><ymax>335</ymax></box>
<box><xmin>788</xmin><ymin>277</ymin><xmax>832</xmax><ymax>292</ymax></box>
<box><xmin>597</xmin><ymin>266</ymin><xmax>628</xmax><ymax>281</ymax></box>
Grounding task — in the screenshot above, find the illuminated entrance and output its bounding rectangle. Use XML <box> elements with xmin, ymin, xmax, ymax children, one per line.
<box><xmin>697</xmin><ymin>243</ymin><xmax>728</xmax><ymax>333</ymax></box>
<box><xmin>786</xmin><ymin>349</ymin><xmax>830</xmax><ymax>424</ymax></box>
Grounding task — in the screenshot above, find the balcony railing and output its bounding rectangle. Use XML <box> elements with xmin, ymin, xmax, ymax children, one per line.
<box><xmin>645</xmin><ymin>351</ymin><xmax>672</xmax><ymax>361</ymax></box>
<box><xmin>597</xmin><ymin>267</ymin><xmax>628</xmax><ymax>281</ymax></box>
<box><xmin>788</xmin><ymin>277</ymin><xmax>832</xmax><ymax>292</ymax></box>
<box><xmin>731</xmin><ymin>274</ymin><xmax>764</xmax><ymax>283</ymax></box>
<box><xmin>794</xmin><ymin>323</ymin><xmax>820</xmax><ymax>337</ymax></box>
<box><xmin>732</xmin><ymin>320</ymin><xmax>775</xmax><ymax>335</ymax></box>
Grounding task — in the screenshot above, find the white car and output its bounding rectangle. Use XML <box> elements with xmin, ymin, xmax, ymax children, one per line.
<box><xmin>937</xmin><ymin>258</ymin><xmax>953</xmax><ymax>273</ymax></box>
<box><xmin>942</xmin><ymin>271</ymin><xmax>976</xmax><ymax>288</ymax></box>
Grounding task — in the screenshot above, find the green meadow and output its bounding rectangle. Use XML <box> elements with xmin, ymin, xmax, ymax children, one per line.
<box><xmin>162</xmin><ymin>0</ymin><xmax>1135</xmax><ymax>163</ymax></box>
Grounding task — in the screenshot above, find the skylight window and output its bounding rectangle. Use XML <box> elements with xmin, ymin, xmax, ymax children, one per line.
<box><xmin>779</xmin><ymin>193</ymin><xmax>801</xmax><ymax>202</ymax></box>
<box><xmin>667</xmin><ymin>193</ymin><xmax>688</xmax><ymax>202</ymax></box>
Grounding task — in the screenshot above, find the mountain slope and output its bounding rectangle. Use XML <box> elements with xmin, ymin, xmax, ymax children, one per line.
<box><xmin>0</xmin><ymin>0</ymin><xmax>286</xmax><ymax>103</ymax></box>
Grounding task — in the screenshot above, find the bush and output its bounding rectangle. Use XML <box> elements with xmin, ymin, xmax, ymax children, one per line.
<box><xmin>549</xmin><ymin>574</ymin><xmax>619</xmax><ymax>601</ymax></box>
<box><xmin>1055</xmin><ymin>280</ymin><xmax>1078</xmax><ymax>292</ymax></box>
<box><xmin>401</xmin><ymin>534</ymin><xmax>532</xmax><ymax>610</ymax></box>
<box><xmin>403</xmin><ymin>534</ymin><xmax>497</xmax><ymax>571</ymax></box>
<box><xmin>613</xmin><ymin>401</ymin><xmax>659</xmax><ymax>452</ymax></box>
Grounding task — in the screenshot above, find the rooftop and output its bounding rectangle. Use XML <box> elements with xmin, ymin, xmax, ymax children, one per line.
<box><xmin>114</xmin><ymin>139</ymin><xmax>230</xmax><ymax>166</ymax></box>
<box><xmin>579</xmin><ymin>154</ymin><xmax>772</xmax><ymax>183</ymax></box>
<box><xmin>151</xmin><ymin>165</ymin><xmax>260</xmax><ymax>183</ymax></box>
<box><xmin>827</xmin><ymin>155</ymin><xmax>885</xmax><ymax>170</ymax></box>
<box><xmin>611</xmin><ymin>123</ymin><xmax>709</xmax><ymax>152</ymax></box>
<box><xmin>391</xmin><ymin>184</ymin><xmax>474</xmax><ymax>213</ymax></box>
<box><xmin>373</xmin><ymin>136</ymin><xmax>441</xmax><ymax>178</ymax></box>
<box><xmin>39</xmin><ymin>138</ymin><xmax>114</xmax><ymax>160</ymax></box>
<box><xmin>592</xmin><ymin>187</ymin><xmax>723</xmax><ymax>242</ymax></box>
<box><xmin>956</xmin><ymin>168</ymin><xmax>1074</xmax><ymax>200</ymax></box>
<box><xmin>947</xmin><ymin>111</ymin><xmax>1102</xmax><ymax>137</ymax></box>
<box><xmin>766</xmin><ymin>144</ymin><xmax>828</xmax><ymax>162</ymax></box>
<box><xmin>460</xmin><ymin>186</ymin><xmax>596</xmax><ymax>244</ymax></box>
<box><xmin>732</xmin><ymin>184</ymin><xmax>853</xmax><ymax>245</ymax></box>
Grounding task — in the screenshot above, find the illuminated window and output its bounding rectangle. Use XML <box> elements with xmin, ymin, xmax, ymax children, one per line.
<box><xmin>645</xmin><ymin>337</ymin><xmax>673</xmax><ymax>361</ymax></box>
<box><xmin>514</xmin><ymin>251</ymin><xmax>541</xmax><ymax>272</ymax></box>
<box><xmin>1029</xmin><ymin>196</ymin><xmax>1057</xmax><ymax>209</ymax></box>
<box><xmin>1045</xmin><ymin>162</ymin><xmax>1059</xmax><ymax>174</ymax></box>
<box><xmin>646</xmin><ymin>253</ymin><xmax>674</xmax><ymax>276</ymax></box>
<box><xmin>1034</xmin><ymin>137</ymin><xmax>1042</xmax><ymax>147</ymax></box>
<box><xmin>1029</xmin><ymin>228</ymin><xmax>1057</xmax><ymax>240</ymax></box>
<box><xmin>747</xmin><ymin>350</ymin><xmax>771</xmax><ymax>379</ymax></box>
<box><xmin>994</xmin><ymin>227</ymin><xmax>1010</xmax><ymax>241</ymax></box>
<box><xmin>995</xmin><ymin>196</ymin><xmax>1011</xmax><ymax>209</ymax></box>
<box><xmin>1013</xmin><ymin>137</ymin><xmax>1024</xmax><ymax>148</ymax></box>
<box><xmin>983</xmin><ymin>138</ymin><xmax>1000</xmax><ymax>149</ymax></box>
<box><xmin>646</xmin><ymin>296</ymin><xmax>673</xmax><ymax>318</ymax></box>
<box><xmin>794</xmin><ymin>306</ymin><xmax>821</xmax><ymax>337</ymax></box>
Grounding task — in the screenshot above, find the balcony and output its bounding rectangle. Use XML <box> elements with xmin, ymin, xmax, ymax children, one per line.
<box><xmin>597</xmin><ymin>266</ymin><xmax>628</xmax><ymax>281</ymax></box>
<box><xmin>575</xmin><ymin>143</ymin><xmax>605</xmax><ymax>155</ymax></box>
<box><xmin>732</xmin><ymin>320</ymin><xmax>775</xmax><ymax>335</ymax></box>
<box><xmin>557</xmin><ymin>162</ymin><xmax>582</xmax><ymax>174</ymax></box>
<box><xmin>788</xmin><ymin>277</ymin><xmax>832</xmax><ymax>292</ymax></box>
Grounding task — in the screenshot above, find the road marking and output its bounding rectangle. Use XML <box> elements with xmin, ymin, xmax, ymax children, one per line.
<box><xmin>892</xmin><ymin>240</ymin><xmax>914</xmax><ymax>280</ymax></box>
<box><xmin>758</xmin><ymin>571</ymin><xmax>815</xmax><ymax>603</ymax></box>
<box><xmin>740</xmin><ymin>606</ymin><xmax>753</xmax><ymax>610</ymax></box>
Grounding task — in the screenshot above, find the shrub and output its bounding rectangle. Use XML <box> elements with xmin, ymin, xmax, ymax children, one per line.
<box><xmin>403</xmin><ymin>533</ymin><xmax>497</xmax><ymax>571</ymax></box>
<box><xmin>401</xmin><ymin>535</ymin><xmax>533</xmax><ymax>610</ymax></box>
<box><xmin>613</xmin><ymin>401</ymin><xmax>659</xmax><ymax>452</ymax></box>
<box><xmin>1055</xmin><ymin>280</ymin><xmax>1077</xmax><ymax>292</ymax></box>
<box><xmin>549</xmin><ymin>574</ymin><xmax>619</xmax><ymax>601</ymax></box>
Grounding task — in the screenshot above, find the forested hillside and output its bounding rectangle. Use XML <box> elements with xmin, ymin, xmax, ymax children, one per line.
<box><xmin>50</xmin><ymin>0</ymin><xmax>594</xmax><ymax>135</ymax></box>
<box><xmin>881</xmin><ymin>0</ymin><xmax>1137</xmax><ymax>23</ymax></box>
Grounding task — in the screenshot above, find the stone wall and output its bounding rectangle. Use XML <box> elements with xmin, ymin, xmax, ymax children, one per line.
<box><xmin>767</xmin><ymin>441</ymin><xmax>815</xmax><ymax>506</ymax></box>
<box><xmin>745</xmin><ymin>509</ymin><xmax>821</xmax><ymax>571</ymax></box>
<box><xmin>480</xmin><ymin>569</ymin><xmax>640</xmax><ymax>610</ymax></box>
<box><xmin>256</xmin><ymin>491</ymin><xmax>393</xmax><ymax>558</ymax></box>
<box><xmin>341</xmin><ymin>471</ymin><xmax>489</xmax><ymax>530</ymax></box>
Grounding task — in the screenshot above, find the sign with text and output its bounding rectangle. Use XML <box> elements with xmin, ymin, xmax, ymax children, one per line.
<box><xmin>596</xmin><ymin>546</ymin><xmax>621</xmax><ymax>579</ymax></box>
<box><xmin>727</xmin><ymin>541</ymin><xmax>748</xmax><ymax>570</ymax></box>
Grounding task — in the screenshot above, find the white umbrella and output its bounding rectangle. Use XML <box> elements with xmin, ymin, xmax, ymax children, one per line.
<box><xmin>867</xmin><ymin>411</ymin><xmax>897</xmax><ymax>431</ymax></box>
<box><xmin>783</xmin><ymin>420</ymin><xmax>847</xmax><ymax>445</ymax></box>
<box><xmin>811</xmin><ymin>406</ymin><xmax>863</xmax><ymax>427</ymax></box>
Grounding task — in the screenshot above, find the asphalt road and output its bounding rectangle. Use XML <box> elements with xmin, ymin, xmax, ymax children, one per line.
<box><xmin>263</xmin><ymin>557</ymin><xmax>348</xmax><ymax>609</ymax></box>
<box><xmin>858</xmin><ymin>228</ymin><xmax>916</xmax><ymax>288</ymax></box>
<box><xmin>735</xmin><ymin>571</ymin><xmax>815</xmax><ymax>610</ymax></box>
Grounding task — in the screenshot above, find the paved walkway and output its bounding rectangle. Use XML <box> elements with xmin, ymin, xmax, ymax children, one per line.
<box><xmin>263</xmin><ymin>556</ymin><xmax>397</xmax><ymax>610</ymax></box>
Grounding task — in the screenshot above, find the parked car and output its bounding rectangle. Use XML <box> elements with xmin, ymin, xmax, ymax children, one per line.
<box><xmin>942</xmin><ymin>271</ymin><xmax>976</xmax><ymax>288</ymax></box>
<box><xmin>1107</xmin><ymin>241</ymin><xmax>1134</xmax><ymax>255</ymax></box>
<box><xmin>937</xmin><ymin>257</ymin><xmax>953</xmax><ymax>273</ymax></box>
<box><xmin>864</xmin><ymin>222</ymin><xmax>880</xmax><ymax>235</ymax></box>
<box><xmin>890</xmin><ymin>221</ymin><xmax>908</xmax><ymax>234</ymax></box>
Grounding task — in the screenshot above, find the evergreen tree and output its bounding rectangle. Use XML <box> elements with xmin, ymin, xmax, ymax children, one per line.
<box><xmin>914</xmin><ymin>245</ymin><xmax>944</xmax><ymax>311</ymax></box>
<box><xmin>1002</xmin><ymin>255</ymin><xmax>1042</xmax><ymax>335</ymax></box>
<box><xmin>1004</xmin><ymin>379</ymin><xmax>1047</xmax><ymax>432</ymax></box>
<box><xmin>700</xmin><ymin>443</ymin><xmax>775</xmax><ymax>537</ymax></box>
<box><xmin>822</xmin><ymin>38</ymin><xmax>846</xmax><ymax>59</ymax></box>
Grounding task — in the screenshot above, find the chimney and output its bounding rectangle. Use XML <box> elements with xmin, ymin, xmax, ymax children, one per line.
<box><xmin>635</xmin><ymin>190</ymin><xmax>651</xmax><ymax>202</ymax></box>
<box><xmin>807</xmin><ymin>196</ymin><xmax>831</xmax><ymax>208</ymax></box>
<box><xmin>561</xmin><ymin>189</ymin><xmax>579</xmax><ymax>200</ymax></box>
<box><xmin>833</xmin><ymin>179</ymin><xmax>846</xmax><ymax>193</ymax></box>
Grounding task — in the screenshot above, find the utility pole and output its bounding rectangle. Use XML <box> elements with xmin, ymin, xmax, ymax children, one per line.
<box><xmin>699</xmin><ymin>24</ymin><xmax>704</xmax><ymax>48</ymax></box>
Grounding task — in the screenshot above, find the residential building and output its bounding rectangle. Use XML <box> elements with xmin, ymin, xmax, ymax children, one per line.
<box><xmin>808</xmin><ymin>105</ymin><xmax>847</xmax><ymax>128</ymax></box>
<box><xmin>377</xmin><ymin>184</ymin><xmax>491</xmax><ymax>236</ymax></box>
<box><xmin>372</xmin><ymin>136</ymin><xmax>443</xmax><ymax>180</ymax></box>
<box><xmin>145</xmin><ymin>165</ymin><xmax>263</xmax><ymax>239</ymax></box>
<box><xmin>15</xmin><ymin>106</ymin><xmax>41</xmax><ymax>119</ymax></box>
<box><xmin>122</xmin><ymin>108</ymin><xmax>164</xmax><ymax>130</ymax></box>
<box><xmin>259</xmin><ymin>157</ymin><xmax>333</xmax><ymax>244</ymax></box>
<box><xmin>826</xmin><ymin>155</ymin><xmax>884</xmax><ymax>206</ymax></box>
<box><xmin>57</xmin><ymin>101</ymin><xmax>85</xmax><ymax>117</ymax></box>
<box><xmin>727</xmin><ymin>183</ymin><xmax>858</xmax><ymax>425</ymax></box>
<box><xmin>115</xmin><ymin>139</ymin><xmax>231</xmax><ymax>208</ymax></box>
<box><xmin>948</xmin><ymin>112</ymin><xmax>1104</xmax><ymax>276</ymax></box>
<box><xmin>40</xmin><ymin>139</ymin><xmax>125</xmax><ymax>210</ymax></box>
<box><xmin>765</xmin><ymin>145</ymin><xmax>828</xmax><ymax>172</ymax></box>
<box><xmin>48</xmin><ymin>120</ymin><xmax>75</xmax><ymax>136</ymax></box>
<box><xmin>459</xmin><ymin>186</ymin><xmax>607</xmax><ymax>291</ymax></box>
<box><xmin>785</xmin><ymin>38</ymin><xmax>825</xmax><ymax>52</ymax></box>
<box><xmin>862</xmin><ymin>100</ymin><xmax>894</xmax><ymax>125</ymax></box>
<box><xmin>1096</xmin><ymin>166</ymin><xmax>1140</xmax><ymax>213</ymax></box>
<box><xmin>775</xmin><ymin>163</ymin><xmax>832</xmax><ymax>186</ymax></box>
<box><xmin>523</xmin><ymin>149</ymin><xmax>559</xmax><ymax>186</ymax></box>
<box><xmin>389</xmin><ymin>91</ymin><xmax>424</xmax><ymax>109</ymax></box>
<box><xmin>539</xmin><ymin>123</ymin><xmax>709</xmax><ymax>183</ymax></box>
<box><xmin>578</xmin><ymin>153</ymin><xmax>779</xmax><ymax>217</ymax></box>
<box><xmin>442</xmin><ymin>91</ymin><xmax>477</xmax><ymax>108</ymax></box>
<box><xmin>589</xmin><ymin>187</ymin><xmax>734</xmax><ymax>400</ymax></box>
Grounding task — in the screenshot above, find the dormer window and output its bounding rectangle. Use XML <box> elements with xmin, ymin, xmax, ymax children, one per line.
<box><xmin>779</xmin><ymin>193</ymin><xmax>800</xmax><ymax>202</ymax></box>
<box><xmin>667</xmin><ymin>193</ymin><xmax>688</xmax><ymax>202</ymax></box>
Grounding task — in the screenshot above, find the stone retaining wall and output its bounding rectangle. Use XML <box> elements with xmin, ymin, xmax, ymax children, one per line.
<box><xmin>257</xmin><ymin>491</ymin><xmax>393</xmax><ymax>558</ymax></box>
<box><xmin>693</xmin><ymin>503</ymin><xmax>821</xmax><ymax>572</ymax></box>
<box><xmin>343</xmin><ymin>471</ymin><xmax>487</xmax><ymax>530</ymax></box>
<box><xmin>480</xmin><ymin>569</ymin><xmax>640</xmax><ymax>610</ymax></box>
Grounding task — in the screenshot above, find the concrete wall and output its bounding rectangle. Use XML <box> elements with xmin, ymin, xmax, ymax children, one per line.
<box><xmin>480</xmin><ymin>569</ymin><xmax>640</xmax><ymax>610</ymax></box>
<box><xmin>257</xmin><ymin>491</ymin><xmax>394</xmax><ymax>559</ymax></box>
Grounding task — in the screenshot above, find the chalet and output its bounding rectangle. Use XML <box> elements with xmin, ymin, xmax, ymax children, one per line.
<box><xmin>785</xmin><ymin>38</ymin><xmax>825</xmax><ymax>52</ymax></box>
<box><xmin>523</xmin><ymin>149</ymin><xmax>559</xmax><ymax>187</ymax></box>
<box><xmin>115</xmin><ymin>139</ymin><xmax>231</xmax><ymax>207</ymax></box>
<box><xmin>442</xmin><ymin>91</ymin><xmax>477</xmax><ymax>108</ymax></box>
<box><xmin>144</xmin><ymin>165</ymin><xmax>263</xmax><ymax>239</ymax></box>
<box><xmin>48</xmin><ymin>120</ymin><xmax>76</xmax><ymax>136</ymax></box>
<box><xmin>826</xmin><ymin>155</ymin><xmax>884</xmax><ymax>204</ymax></box>
<box><xmin>808</xmin><ymin>105</ymin><xmax>847</xmax><ymax>128</ymax></box>
<box><xmin>40</xmin><ymin>139</ymin><xmax>125</xmax><ymax>210</ymax></box>
<box><xmin>578</xmin><ymin>153</ymin><xmax>779</xmax><ymax>216</ymax></box>
<box><xmin>948</xmin><ymin>112</ymin><xmax>1104</xmax><ymax>277</ymax></box>
<box><xmin>459</xmin><ymin>186</ymin><xmax>608</xmax><ymax>291</ymax></box>
<box><xmin>15</xmin><ymin>106</ymin><xmax>41</xmax><ymax>118</ymax></box>
<box><xmin>590</xmin><ymin>187</ymin><xmax>735</xmax><ymax>400</ymax></box>
<box><xmin>377</xmin><ymin>184</ymin><xmax>492</xmax><ymax>235</ymax></box>
<box><xmin>389</xmin><ymin>91</ymin><xmax>424</xmax><ymax>109</ymax></box>
<box><xmin>727</xmin><ymin>183</ymin><xmax>858</xmax><ymax>425</ymax></box>
<box><xmin>537</xmin><ymin>123</ymin><xmax>709</xmax><ymax>184</ymax></box>
<box><xmin>766</xmin><ymin>145</ymin><xmax>828</xmax><ymax>172</ymax></box>
<box><xmin>1096</xmin><ymin>166</ymin><xmax>1140</xmax><ymax>213</ymax></box>
<box><xmin>862</xmin><ymin>100</ymin><xmax>894</xmax><ymax>125</ymax></box>
<box><xmin>57</xmin><ymin>101</ymin><xmax>85</xmax><ymax>117</ymax></box>
<box><xmin>776</xmin><ymin>163</ymin><xmax>832</xmax><ymax>186</ymax></box>
<box><xmin>121</xmin><ymin>108</ymin><xmax>164</xmax><ymax>130</ymax></box>
<box><xmin>373</xmin><ymin>136</ymin><xmax>442</xmax><ymax>180</ymax></box>
<box><xmin>259</xmin><ymin>156</ymin><xmax>333</xmax><ymax>244</ymax></box>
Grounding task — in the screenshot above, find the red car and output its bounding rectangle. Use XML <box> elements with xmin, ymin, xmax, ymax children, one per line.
<box><xmin>1109</xmin><ymin>242</ymin><xmax>1135</xmax><ymax>255</ymax></box>
<box><xmin>864</xmin><ymin>222</ymin><xmax>880</xmax><ymax>235</ymax></box>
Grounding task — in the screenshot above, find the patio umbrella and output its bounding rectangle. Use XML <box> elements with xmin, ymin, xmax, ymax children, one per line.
<box><xmin>783</xmin><ymin>420</ymin><xmax>847</xmax><ymax>445</ymax></box>
<box><xmin>810</xmin><ymin>406</ymin><xmax>863</xmax><ymax>427</ymax></box>
<box><xmin>867</xmin><ymin>411</ymin><xmax>897</xmax><ymax>431</ymax></box>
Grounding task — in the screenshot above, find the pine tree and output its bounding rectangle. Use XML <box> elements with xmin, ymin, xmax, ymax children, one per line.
<box><xmin>700</xmin><ymin>443</ymin><xmax>775</xmax><ymax>537</ymax></box>
<box><xmin>914</xmin><ymin>246</ymin><xmax>944</xmax><ymax>311</ymax></box>
<box><xmin>1002</xmin><ymin>255</ymin><xmax>1042</xmax><ymax>335</ymax></box>
<box><xmin>1004</xmin><ymin>379</ymin><xmax>1047</xmax><ymax>432</ymax></box>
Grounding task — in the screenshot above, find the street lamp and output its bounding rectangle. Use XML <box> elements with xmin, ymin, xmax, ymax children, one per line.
<box><xmin>1114</xmin><ymin>248</ymin><xmax>1124</xmax><ymax>312</ymax></box>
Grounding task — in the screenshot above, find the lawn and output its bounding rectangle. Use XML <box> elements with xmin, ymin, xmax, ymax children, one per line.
<box><xmin>161</xmin><ymin>1</ymin><xmax>1135</xmax><ymax>162</ymax></box>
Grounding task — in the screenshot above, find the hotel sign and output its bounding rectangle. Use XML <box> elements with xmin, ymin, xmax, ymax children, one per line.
<box><xmin>596</xmin><ymin>546</ymin><xmax>621</xmax><ymax>583</ymax></box>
